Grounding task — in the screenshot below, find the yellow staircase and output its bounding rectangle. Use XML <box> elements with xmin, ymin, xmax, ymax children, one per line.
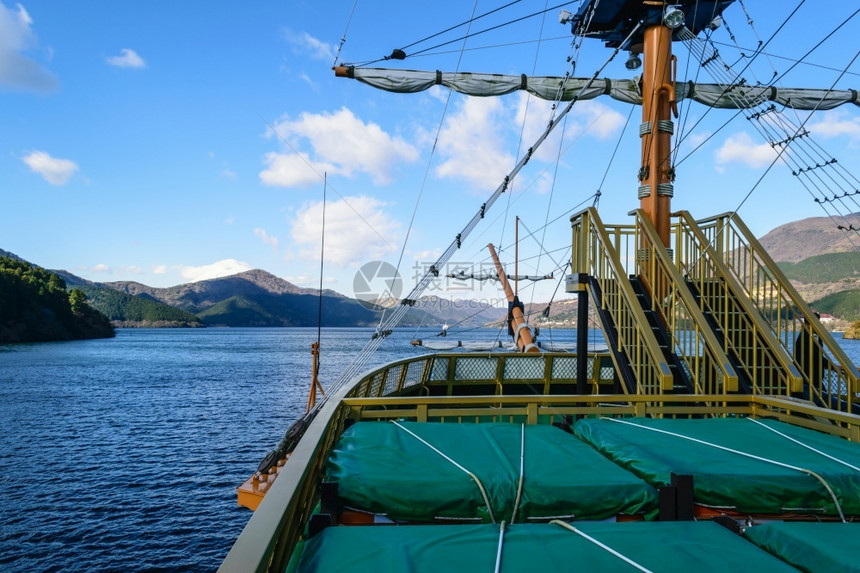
<box><xmin>571</xmin><ymin>208</ymin><xmax>859</xmax><ymax>416</ymax></box>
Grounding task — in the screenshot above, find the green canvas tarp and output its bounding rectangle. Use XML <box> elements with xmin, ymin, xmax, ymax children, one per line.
<box><xmin>744</xmin><ymin>522</ymin><xmax>860</xmax><ymax>572</ymax></box>
<box><xmin>295</xmin><ymin>521</ymin><xmax>798</xmax><ymax>572</ymax></box>
<box><xmin>326</xmin><ymin>421</ymin><xmax>658</xmax><ymax>522</ymax></box>
<box><xmin>574</xmin><ymin>417</ymin><xmax>860</xmax><ymax>516</ymax></box>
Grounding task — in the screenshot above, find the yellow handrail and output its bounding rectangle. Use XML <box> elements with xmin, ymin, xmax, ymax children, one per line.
<box><xmin>633</xmin><ymin>210</ymin><xmax>738</xmax><ymax>394</ymax></box>
<box><xmin>673</xmin><ymin>210</ymin><xmax>802</xmax><ymax>395</ymax></box>
<box><xmin>571</xmin><ymin>207</ymin><xmax>674</xmax><ymax>394</ymax></box>
<box><xmin>696</xmin><ymin>212</ymin><xmax>858</xmax><ymax>414</ymax></box>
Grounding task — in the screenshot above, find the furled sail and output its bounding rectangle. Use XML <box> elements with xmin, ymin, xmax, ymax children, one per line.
<box><xmin>335</xmin><ymin>66</ymin><xmax>859</xmax><ymax>110</ymax></box>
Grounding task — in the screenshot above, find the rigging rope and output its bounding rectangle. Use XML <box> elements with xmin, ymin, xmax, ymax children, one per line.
<box><xmin>669</xmin><ymin>0</ymin><xmax>810</xmax><ymax>170</ymax></box>
<box><xmin>679</xmin><ymin>26</ymin><xmax>860</xmax><ymax>246</ymax></box>
<box><xmin>381</xmin><ymin>0</ymin><xmax>481</xmax><ymax>330</ymax></box>
<box><xmin>313</xmin><ymin>22</ymin><xmax>645</xmax><ymax>407</ymax></box>
<box><xmin>332</xmin><ymin>0</ymin><xmax>359</xmax><ymax>67</ymax></box>
<box><xmin>397</xmin><ymin>0</ymin><xmax>522</xmax><ymax>53</ymax></box>
<box><xmin>358</xmin><ymin>1</ymin><xmax>580</xmax><ymax>66</ymax></box>
<box><xmin>668</xmin><ymin>0</ymin><xmax>860</xmax><ymax>249</ymax></box>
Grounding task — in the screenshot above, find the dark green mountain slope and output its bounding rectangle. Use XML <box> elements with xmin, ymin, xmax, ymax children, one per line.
<box><xmin>809</xmin><ymin>289</ymin><xmax>860</xmax><ymax>322</ymax></box>
<box><xmin>77</xmin><ymin>285</ymin><xmax>205</xmax><ymax>327</ymax></box>
<box><xmin>197</xmin><ymin>292</ymin><xmax>377</xmax><ymax>327</ymax></box>
<box><xmin>0</xmin><ymin>256</ymin><xmax>114</xmax><ymax>342</ymax></box>
<box><xmin>778</xmin><ymin>252</ymin><xmax>860</xmax><ymax>283</ymax></box>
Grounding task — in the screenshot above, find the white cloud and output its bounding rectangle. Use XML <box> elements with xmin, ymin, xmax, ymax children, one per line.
<box><xmin>413</xmin><ymin>248</ymin><xmax>442</xmax><ymax>262</ymax></box>
<box><xmin>222</xmin><ymin>169</ymin><xmax>237</xmax><ymax>179</ymax></box>
<box><xmin>284</xmin><ymin>274</ymin><xmax>313</xmax><ymax>285</ymax></box>
<box><xmin>22</xmin><ymin>151</ymin><xmax>78</xmax><ymax>185</ymax></box>
<box><xmin>254</xmin><ymin>227</ymin><xmax>279</xmax><ymax>249</ymax></box>
<box><xmin>225</xmin><ymin>216</ymin><xmax>235</xmax><ymax>224</ymax></box>
<box><xmin>264</xmin><ymin>107</ymin><xmax>419</xmax><ymax>187</ymax></box>
<box><xmin>106</xmin><ymin>48</ymin><xmax>145</xmax><ymax>69</ymax></box>
<box><xmin>516</xmin><ymin>95</ymin><xmax>624</xmax><ymax>163</ymax></box>
<box><xmin>715</xmin><ymin>132</ymin><xmax>779</xmax><ymax>168</ymax></box>
<box><xmin>683</xmin><ymin>131</ymin><xmax>710</xmax><ymax>150</ymax></box>
<box><xmin>432</xmin><ymin>95</ymin><xmax>625</xmax><ymax>190</ymax></box>
<box><xmin>290</xmin><ymin>195</ymin><xmax>400</xmax><ymax>266</ymax></box>
<box><xmin>0</xmin><ymin>3</ymin><xmax>57</xmax><ymax>92</ymax></box>
<box><xmin>299</xmin><ymin>71</ymin><xmax>315</xmax><ymax>89</ymax></box>
<box><xmin>152</xmin><ymin>265</ymin><xmax>168</xmax><ymax>274</ymax></box>
<box><xmin>77</xmin><ymin>263</ymin><xmax>111</xmax><ymax>274</ymax></box>
<box><xmin>284</xmin><ymin>29</ymin><xmax>335</xmax><ymax>62</ymax></box>
<box><xmin>179</xmin><ymin>259</ymin><xmax>253</xmax><ymax>282</ymax></box>
<box><xmin>435</xmin><ymin>97</ymin><xmax>516</xmax><ymax>189</ymax></box>
<box><xmin>259</xmin><ymin>151</ymin><xmax>336</xmax><ymax>188</ymax></box>
<box><xmin>809</xmin><ymin>113</ymin><xmax>860</xmax><ymax>140</ymax></box>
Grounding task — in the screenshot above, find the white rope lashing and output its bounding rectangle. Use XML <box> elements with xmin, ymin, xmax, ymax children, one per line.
<box><xmin>510</xmin><ymin>424</ymin><xmax>525</xmax><ymax>524</ymax></box>
<box><xmin>603</xmin><ymin>417</ymin><xmax>847</xmax><ymax>522</ymax></box>
<box><xmin>746</xmin><ymin>418</ymin><xmax>860</xmax><ymax>473</ymax></box>
<box><xmin>494</xmin><ymin>521</ymin><xmax>506</xmax><ymax>573</ymax></box>
<box><xmin>549</xmin><ymin>520</ymin><xmax>654</xmax><ymax>573</ymax></box>
<box><xmin>390</xmin><ymin>420</ymin><xmax>497</xmax><ymax>523</ymax></box>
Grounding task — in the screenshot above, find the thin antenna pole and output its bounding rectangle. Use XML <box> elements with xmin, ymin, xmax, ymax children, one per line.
<box><xmin>318</xmin><ymin>174</ymin><xmax>327</xmax><ymax>345</ymax></box>
<box><xmin>515</xmin><ymin>216</ymin><xmax>519</xmax><ymax>297</ymax></box>
<box><xmin>308</xmin><ymin>174</ymin><xmax>328</xmax><ymax>414</ymax></box>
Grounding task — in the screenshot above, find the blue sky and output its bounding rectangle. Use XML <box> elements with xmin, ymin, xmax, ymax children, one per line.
<box><xmin>2</xmin><ymin>1</ymin><xmax>858</xmax><ymax>305</ymax></box>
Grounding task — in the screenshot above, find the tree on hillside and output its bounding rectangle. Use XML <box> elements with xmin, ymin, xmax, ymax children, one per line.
<box><xmin>0</xmin><ymin>256</ymin><xmax>114</xmax><ymax>342</ymax></box>
<box><xmin>69</xmin><ymin>289</ymin><xmax>87</xmax><ymax>313</ymax></box>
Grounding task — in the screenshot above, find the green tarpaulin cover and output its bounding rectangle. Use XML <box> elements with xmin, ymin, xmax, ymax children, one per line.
<box><xmin>574</xmin><ymin>417</ymin><xmax>860</xmax><ymax>516</ymax></box>
<box><xmin>295</xmin><ymin>521</ymin><xmax>797</xmax><ymax>572</ymax></box>
<box><xmin>326</xmin><ymin>421</ymin><xmax>658</xmax><ymax>522</ymax></box>
<box><xmin>744</xmin><ymin>522</ymin><xmax>860</xmax><ymax>572</ymax></box>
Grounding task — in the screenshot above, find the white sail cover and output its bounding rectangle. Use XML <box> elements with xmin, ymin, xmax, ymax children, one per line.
<box><xmin>338</xmin><ymin>67</ymin><xmax>859</xmax><ymax>110</ymax></box>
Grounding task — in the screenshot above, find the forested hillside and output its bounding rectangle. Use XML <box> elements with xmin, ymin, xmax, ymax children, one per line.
<box><xmin>77</xmin><ymin>285</ymin><xmax>205</xmax><ymax>327</ymax></box>
<box><xmin>0</xmin><ymin>257</ymin><xmax>114</xmax><ymax>342</ymax></box>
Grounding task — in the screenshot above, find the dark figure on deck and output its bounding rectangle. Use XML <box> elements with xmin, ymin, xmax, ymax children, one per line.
<box><xmin>793</xmin><ymin>312</ymin><xmax>829</xmax><ymax>397</ymax></box>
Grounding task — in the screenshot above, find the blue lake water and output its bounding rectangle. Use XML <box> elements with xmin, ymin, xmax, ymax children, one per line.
<box><xmin>0</xmin><ymin>327</ymin><xmax>857</xmax><ymax>571</ymax></box>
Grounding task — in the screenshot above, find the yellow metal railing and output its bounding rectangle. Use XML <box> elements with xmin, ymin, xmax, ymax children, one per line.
<box><xmin>571</xmin><ymin>208</ymin><xmax>673</xmax><ymax>394</ymax></box>
<box><xmin>632</xmin><ymin>210</ymin><xmax>738</xmax><ymax>394</ymax></box>
<box><xmin>673</xmin><ymin>211</ymin><xmax>802</xmax><ymax>396</ymax></box>
<box><xmin>697</xmin><ymin>212</ymin><xmax>858</xmax><ymax>414</ymax></box>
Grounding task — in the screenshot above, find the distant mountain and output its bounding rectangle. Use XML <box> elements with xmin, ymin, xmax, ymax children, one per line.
<box><xmin>104</xmin><ymin>269</ymin><xmax>344</xmax><ymax>314</ymax></box>
<box><xmin>75</xmin><ymin>285</ymin><xmax>205</xmax><ymax>328</ymax></box>
<box><xmin>0</xmin><ymin>248</ymin><xmax>26</xmax><ymax>263</ymax></box>
<box><xmin>12</xmin><ymin>209</ymin><xmax>858</xmax><ymax>327</ymax></box>
<box><xmin>758</xmin><ymin>216</ymin><xmax>860</xmax><ymax>320</ymax></box>
<box><xmin>372</xmin><ymin>295</ymin><xmax>506</xmax><ymax>327</ymax></box>
<box><xmin>758</xmin><ymin>214</ymin><xmax>860</xmax><ymax>263</ymax></box>
<box><xmin>196</xmin><ymin>292</ymin><xmax>377</xmax><ymax>327</ymax></box>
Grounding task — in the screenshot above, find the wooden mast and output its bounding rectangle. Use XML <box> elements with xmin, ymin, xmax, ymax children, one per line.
<box><xmin>487</xmin><ymin>243</ymin><xmax>539</xmax><ymax>353</ymax></box>
<box><xmin>639</xmin><ymin>1</ymin><xmax>677</xmax><ymax>247</ymax></box>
